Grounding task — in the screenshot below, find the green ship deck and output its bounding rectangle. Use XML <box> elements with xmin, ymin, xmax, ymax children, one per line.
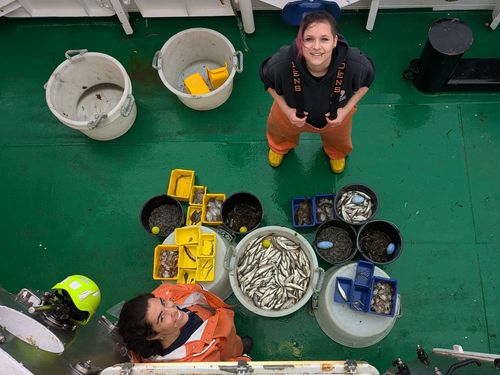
<box><xmin>0</xmin><ymin>9</ymin><xmax>499</xmax><ymax>373</ymax></box>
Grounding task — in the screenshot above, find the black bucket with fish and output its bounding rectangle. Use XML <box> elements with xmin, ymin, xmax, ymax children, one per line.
<box><xmin>334</xmin><ymin>183</ymin><xmax>379</xmax><ymax>227</ymax></box>
<box><xmin>140</xmin><ymin>195</ymin><xmax>184</xmax><ymax>238</ymax></box>
<box><xmin>314</xmin><ymin>219</ymin><xmax>357</xmax><ymax>266</ymax></box>
<box><xmin>357</xmin><ymin>220</ymin><xmax>403</xmax><ymax>265</ymax></box>
<box><xmin>221</xmin><ymin>192</ymin><xmax>263</xmax><ymax>236</ymax></box>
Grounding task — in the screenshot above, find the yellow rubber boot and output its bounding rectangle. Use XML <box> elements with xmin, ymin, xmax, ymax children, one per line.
<box><xmin>330</xmin><ymin>158</ymin><xmax>345</xmax><ymax>173</ymax></box>
<box><xmin>268</xmin><ymin>149</ymin><xmax>284</xmax><ymax>167</ymax></box>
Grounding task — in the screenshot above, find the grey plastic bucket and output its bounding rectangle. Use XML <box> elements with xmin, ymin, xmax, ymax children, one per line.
<box><xmin>45</xmin><ymin>50</ymin><xmax>136</xmax><ymax>140</ymax></box>
<box><xmin>153</xmin><ymin>28</ymin><xmax>243</xmax><ymax>111</ymax></box>
<box><xmin>313</xmin><ymin>263</ymin><xmax>401</xmax><ymax>348</ymax></box>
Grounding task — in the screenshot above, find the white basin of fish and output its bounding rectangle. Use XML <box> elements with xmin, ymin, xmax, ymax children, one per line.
<box><xmin>229</xmin><ymin>226</ymin><xmax>323</xmax><ymax>317</ymax></box>
<box><xmin>0</xmin><ymin>305</ymin><xmax>64</xmax><ymax>353</ymax></box>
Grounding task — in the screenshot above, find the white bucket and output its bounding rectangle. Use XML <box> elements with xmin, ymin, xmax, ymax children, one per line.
<box><xmin>313</xmin><ymin>263</ymin><xmax>401</xmax><ymax>348</ymax></box>
<box><xmin>45</xmin><ymin>50</ymin><xmax>136</xmax><ymax>141</ymax></box>
<box><xmin>228</xmin><ymin>226</ymin><xmax>323</xmax><ymax>318</ymax></box>
<box><xmin>153</xmin><ymin>28</ymin><xmax>243</xmax><ymax>111</ymax></box>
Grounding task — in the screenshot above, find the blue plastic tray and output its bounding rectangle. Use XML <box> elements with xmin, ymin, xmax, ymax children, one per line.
<box><xmin>291</xmin><ymin>196</ymin><xmax>315</xmax><ymax>228</ymax></box>
<box><xmin>350</xmin><ymin>285</ymin><xmax>370</xmax><ymax>312</ymax></box>
<box><xmin>354</xmin><ymin>260</ymin><xmax>375</xmax><ymax>287</ymax></box>
<box><xmin>333</xmin><ymin>276</ymin><xmax>352</xmax><ymax>304</ymax></box>
<box><xmin>368</xmin><ymin>276</ymin><xmax>398</xmax><ymax>317</ymax></box>
<box><xmin>313</xmin><ymin>193</ymin><xmax>335</xmax><ymax>225</ymax></box>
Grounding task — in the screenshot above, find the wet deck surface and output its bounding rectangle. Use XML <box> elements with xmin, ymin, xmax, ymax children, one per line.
<box><xmin>0</xmin><ymin>9</ymin><xmax>499</xmax><ymax>372</ymax></box>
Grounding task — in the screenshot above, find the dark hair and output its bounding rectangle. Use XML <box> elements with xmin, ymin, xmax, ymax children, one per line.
<box><xmin>296</xmin><ymin>11</ymin><xmax>338</xmax><ymax>58</ymax></box>
<box><xmin>117</xmin><ymin>293</ymin><xmax>163</xmax><ymax>359</ymax></box>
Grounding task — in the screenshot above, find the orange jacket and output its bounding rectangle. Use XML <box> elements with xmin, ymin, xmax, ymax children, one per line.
<box><xmin>133</xmin><ymin>284</ymin><xmax>248</xmax><ymax>363</ymax></box>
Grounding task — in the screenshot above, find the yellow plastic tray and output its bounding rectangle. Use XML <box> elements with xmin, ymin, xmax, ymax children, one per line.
<box><xmin>196</xmin><ymin>257</ymin><xmax>215</xmax><ymax>282</ymax></box>
<box><xmin>167</xmin><ymin>169</ymin><xmax>195</xmax><ymax>201</ymax></box>
<box><xmin>201</xmin><ymin>193</ymin><xmax>226</xmax><ymax>226</ymax></box>
<box><xmin>179</xmin><ymin>245</ymin><xmax>197</xmax><ymax>269</ymax></box>
<box><xmin>199</xmin><ymin>233</ymin><xmax>216</xmax><ymax>257</ymax></box>
<box><xmin>206</xmin><ymin>63</ymin><xmax>229</xmax><ymax>90</ymax></box>
<box><xmin>184</xmin><ymin>72</ymin><xmax>210</xmax><ymax>95</ymax></box>
<box><xmin>178</xmin><ymin>268</ymin><xmax>197</xmax><ymax>284</ymax></box>
<box><xmin>153</xmin><ymin>244</ymin><xmax>180</xmax><ymax>281</ymax></box>
<box><xmin>186</xmin><ymin>206</ymin><xmax>203</xmax><ymax>226</ymax></box>
<box><xmin>189</xmin><ymin>185</ymin><xmax>206</xmax><ymax>206</ymax></box>
<box><xmin>174</xmin><ymin>226</ymin><xmax>201</xmax><ymax>245</ymax></box>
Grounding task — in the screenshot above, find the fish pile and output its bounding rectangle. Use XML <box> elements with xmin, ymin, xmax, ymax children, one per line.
<box><xmin>315</xmin><ymin>197</ymin><xmax>334</xmax><ymax>223</ymax></box>
<box><xmin>336</xmin><ymin>190</ymin><xmax>373</xmax><ymax>224</ymax></box>
<box><xmin>158</xmin><ymin>250</ymin><xmax>179</xmax><ymax>278</ymax></box>
<box><xmin>370</xmin><ymin>281</ymin><xmax>395</xmax><ymax>315</ymax></box>
<box><xmin>236</xmin><ymin>233</ymin><xmax>311</xmax><ymax>311</ymax></box>
<box><xmin>205</xmin><ymin>197</ymin><xmax>223</xmax><ymax>222</ymax></box>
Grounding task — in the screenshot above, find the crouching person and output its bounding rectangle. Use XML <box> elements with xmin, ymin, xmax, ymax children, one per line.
<box><xmin>118</xmin><ymin>283</ymin><xmax>252</xmax><ymax>362</ymax></box>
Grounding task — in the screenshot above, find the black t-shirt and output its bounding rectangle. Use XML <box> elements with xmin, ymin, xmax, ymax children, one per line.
<box><xmin>160</xmin><ymin>308</ymin><xmax>203</xmax><ymax>355</ymax></box>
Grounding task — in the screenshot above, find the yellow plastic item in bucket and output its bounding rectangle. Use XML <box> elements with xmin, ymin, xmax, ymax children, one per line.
<box><xmin>206</xmin><ymin>63</ymin><xmax>229</xmax><ymax>90</ymax></box>
<box><xmin>184</xmin><ymin>72</ymin><xmax>210</xmax><ymax>95</ymax></box>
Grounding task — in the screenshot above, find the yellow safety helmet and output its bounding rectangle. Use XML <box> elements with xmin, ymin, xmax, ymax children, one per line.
<box><xmin>51</xmin><ymin>275</ymin><xmax>101</xmax><ymax>325</ymax></box>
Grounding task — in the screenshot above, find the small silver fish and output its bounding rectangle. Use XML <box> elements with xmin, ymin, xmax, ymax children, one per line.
<box><xmin>337</xmin><ymin>281</ymin><xmax>349</xmax><ymax>302</ymax></box>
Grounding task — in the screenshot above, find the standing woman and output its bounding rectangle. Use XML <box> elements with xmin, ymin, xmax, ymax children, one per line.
<box><xmin>118</xmin><ymin>283</ymin><xmax>252</xmax><ymax>363</ymax></box>
<box><xmin>260</xmin><ymin>11</ymin><xmax>375</xmax><ymax>173</ymax></box>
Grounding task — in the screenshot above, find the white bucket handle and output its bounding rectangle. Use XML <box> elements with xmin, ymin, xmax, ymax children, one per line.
<box><xmin>233</xmin><ymin>51</ymin><xmax>244</xmax><ymax>73</ymax></box>
<box><xmin>313</xmin><ymin>267</ymin><xmax>325</xmax><ymax>293</ymax></box>
<box><xmin>152</xmin><ymin>51</ymin><xmax>162</xmax><ymax>70</ymax></box>
<box><xmin>88</xmin><ymin>113</ymin><xmax>108</xmax><ymax>130</ymax></box>
<box><xmin>219</xmin><ymin>229</ymin><xmax>237</xmax><ymax>271</ymax></box>
<box><xmin>121</xmin><ymin>95</ymin><xmax>135</xmax><ymax>117</ymax></box>
<box><xmin>310</xmin><ymin>267</ymin><xmax>325</xmax><ymax>310</ymax></box>
<box><xmin>65</xmin><ymin>49</ymin><xmax>88</xmax><ymax>61</ymax></box>
<box><xmin>396</xmin><ymin>294</ymin><xmax>403</xmax><ymax>318</ymax></box>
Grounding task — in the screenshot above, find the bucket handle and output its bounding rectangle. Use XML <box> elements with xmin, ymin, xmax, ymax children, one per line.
<box><xmin>313</xmin><ymin>267</ymin><xmax>325</xmax><ymax>293</ymax></box>
<box><xmin>309</xmin><ymin>267</ymin><xmax>325</xmax><ymax>310</ymax></box>
<box><xmin>121</xmin><ymin>94</ymin><xmax>135</xmax><ymax>117</ymax></box>
<box><xmin>233</xmin><ymin>51</ymin><xmax>244</xmax><ymax>73</ymax></box>
<box><xmin>152</xmin><ymin>51</ymin><xmax>162</xmax><ymax>70</ymax></box>
<box><xmin>65</xmin><ymin>49</ymin><xmax>88</xmax><ymax>61</ymax></box>
<box><xmin>396</xmin><ymin>294</ymin><xmax>403</xmax><ymax>318</ymax></box>
<box><xmin>88</xmin><ymin>113</ymin><xmax>108</xmax><ymax>129</ymax></box>
<box><xmin>218</xmin><ymin>228</ymin><xmax>237</xmax><ymax>271</ymax></box>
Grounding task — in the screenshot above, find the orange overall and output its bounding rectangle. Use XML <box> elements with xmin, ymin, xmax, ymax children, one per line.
<box><xmin>266</xmin><ymin>102</ymin><xmax>357</xmax><ymax>160</ymax></box>
<box><xmin>132</xmin><ymin>284</ymin><xmax>247</xmax><ymax>363</ymax></box>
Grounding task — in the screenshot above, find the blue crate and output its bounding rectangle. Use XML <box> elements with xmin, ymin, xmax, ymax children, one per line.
<box><xmin>313</xmin><ymin>193</ymin><xmax>336</xmax><ymax>225</ymax></box>
<box><xmin>368</xmin><ymin>276</ymin><xmax>398</xmax><ymax>317</ymax></box>
<box><xmin>333</xmin><ymin>276</ymin><xmax>352</xmax><ymax>304</ymax></box>
<box><xmin>354</xmin><ymin>260</ymin><xmax>375</xmax><ymax>287</ymax></box>
<box><xmin>349</xmin><ymin>285</ymin><xmax>371</xmax><ymax>312</ymax></box>
<box><xmin>291</xmin><ymin>196</ymin><xmax>315</xmax><ymax>228</ymax></box>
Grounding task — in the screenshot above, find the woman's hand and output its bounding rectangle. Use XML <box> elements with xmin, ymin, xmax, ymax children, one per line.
<box><xmin>266</xmin><ymin>88</ymin><xmax>307</xmax><ymax>128</ymax></box>
<box><xmin>325</xmin><ymin>106</ymin><xmax>349</xmax><ymax>128</ymax></box>
<box><xmin>288</xmin><ymin>108</ymin><xmax>308</xmax><ymax>128</ymax></box>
